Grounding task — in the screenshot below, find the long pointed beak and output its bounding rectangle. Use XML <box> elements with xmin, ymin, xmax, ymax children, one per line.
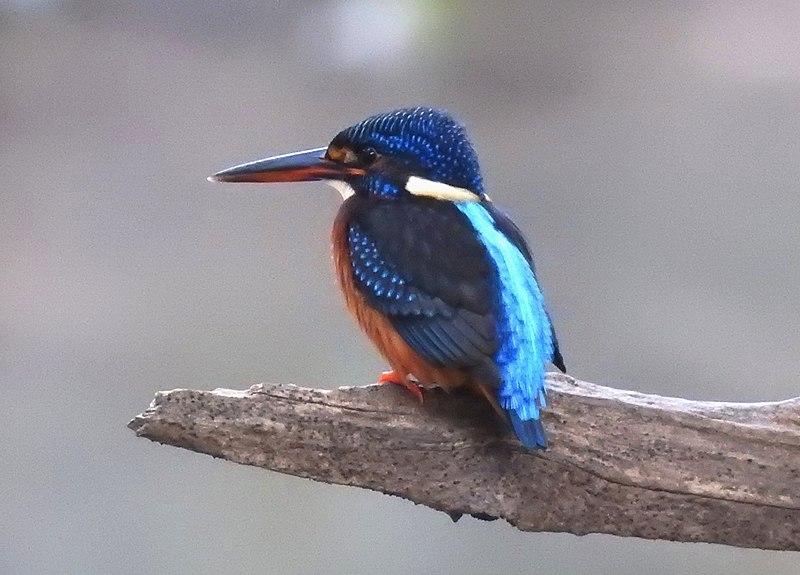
<box><xmin>208</xmin><ymin>147</ymin><xmax>364</xmax><ymax>184</ymax></box>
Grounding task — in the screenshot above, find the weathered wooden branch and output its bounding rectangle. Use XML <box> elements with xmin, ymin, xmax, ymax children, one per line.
<box><xmin>129</xmin><ymin>373</ymin><xmax>800</xmax><ymax>551</ymax></box>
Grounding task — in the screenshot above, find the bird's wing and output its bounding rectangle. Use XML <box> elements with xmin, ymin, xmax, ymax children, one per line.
<box><xmin>347</xmin><ymin>199</ymin><xmax>498</xmax><ymax>372</ymax></box>
<box><xmin>486</xmin><ymin>203</ymin><xmax>566</xmax><ymax>372</ymax></box>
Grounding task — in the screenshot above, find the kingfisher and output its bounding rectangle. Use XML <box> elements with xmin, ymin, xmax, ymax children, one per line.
<box><xmin>210</xmin><ymin>107</ymin><xmax>565</xmax><ymax>449</ymax></box>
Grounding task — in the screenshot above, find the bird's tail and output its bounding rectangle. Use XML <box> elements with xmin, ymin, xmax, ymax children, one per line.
<box><xmin>508</xmin><ymin>410</ymin><xmax>548</xmax><ymax>450</ymax></box>
<box><xmin>472</xmin><ymin>379</ymin><xmax>548</xmax><ymax>450</ymax></box>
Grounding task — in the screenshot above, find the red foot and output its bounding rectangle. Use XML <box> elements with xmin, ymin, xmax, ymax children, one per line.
<box><xmin>377</xmin><ymin>370</ymin><xmax>424</xmax><ymax>403</ymax></box>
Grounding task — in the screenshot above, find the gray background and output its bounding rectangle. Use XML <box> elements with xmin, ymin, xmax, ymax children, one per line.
<box><xmin>3</xmin><ymin>1</ymin><xmax>798</xmax><ymax>574</ymax></box>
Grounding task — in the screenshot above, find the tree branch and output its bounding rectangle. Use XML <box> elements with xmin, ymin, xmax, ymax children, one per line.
<box><xmin>129</xmin><ymin>373</ymin><xmax>800</xmax><ymax>551</ymax></box>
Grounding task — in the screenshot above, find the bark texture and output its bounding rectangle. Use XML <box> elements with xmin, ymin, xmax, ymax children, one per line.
<box><xmin>129</xmin><ymin>373</ymin><xmax>800</xmax><ymax>551</ymax></box>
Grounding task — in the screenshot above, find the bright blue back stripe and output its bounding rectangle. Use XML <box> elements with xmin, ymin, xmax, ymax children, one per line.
<box><xmin>456</xmin><ymin>203</ymin><xmax>553</xmax><ymax>424</ymax></box>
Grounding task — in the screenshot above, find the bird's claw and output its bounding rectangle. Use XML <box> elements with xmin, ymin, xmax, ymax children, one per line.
<box><xmin>377</xmin><ymin>370</ymin><xmax>424</xmax><ymax>403</ymax></box>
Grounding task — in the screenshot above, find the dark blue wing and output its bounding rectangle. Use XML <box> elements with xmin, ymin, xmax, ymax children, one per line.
<box><xmin>486</xmin><ymin>204</ymin><xmax>566</xmax><ymax>373</ymax></box>
<box><xmin>347</xmin><ymin>199</ymin><xmax>498</xmax><ymax>375</ymax></box>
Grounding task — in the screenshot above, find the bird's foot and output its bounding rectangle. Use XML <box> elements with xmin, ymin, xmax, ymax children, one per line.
<box><xmin>377</xmin><ymin>370</ymin><xmax>424</xmax><ymax>403</ymax></box>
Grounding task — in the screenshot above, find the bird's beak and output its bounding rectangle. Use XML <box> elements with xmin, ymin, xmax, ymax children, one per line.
<box><xmin>208</xmin><ymin>147</ymin><xmax>364</xmax><ymax>184</ymax></box>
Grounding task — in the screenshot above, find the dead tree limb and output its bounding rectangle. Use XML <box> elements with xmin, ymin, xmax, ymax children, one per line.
<box><xmin>129</xmin><ymin>373</ymin><xmax>800</xmax><ymax>551</ymax></box>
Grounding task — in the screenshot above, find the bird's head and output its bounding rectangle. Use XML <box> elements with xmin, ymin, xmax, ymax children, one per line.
<box><xmin>210</xmin><ymin>107</ymin><xmax>485</xmax><ymax>203</ymax></box>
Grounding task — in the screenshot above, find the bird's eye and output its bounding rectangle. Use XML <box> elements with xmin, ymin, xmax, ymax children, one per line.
<box><xmin>359</xmin><ymin>147</ymin><xmax>379</xmax><ymax>166</ymax></box>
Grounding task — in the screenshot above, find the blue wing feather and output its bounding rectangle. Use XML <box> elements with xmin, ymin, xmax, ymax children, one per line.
<box><xmin>488</xmin><ymin>204</ymin><xmax>566</xmax><ymax>373</ymax></box>
<box><xmin>346</xmin><ymin>204</ymin><xmax>497</xmax><ymax>371</ymax></box>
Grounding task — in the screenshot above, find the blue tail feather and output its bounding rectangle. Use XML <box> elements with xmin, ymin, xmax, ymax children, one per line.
<box><xmin>508</xmin><ymin>411</ymin><xmax>548</xmax><ymax>450</ymax></box>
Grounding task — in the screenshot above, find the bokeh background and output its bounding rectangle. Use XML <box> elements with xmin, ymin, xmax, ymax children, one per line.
<box><xmin>3</xmin><ymin>1</ymin><xmax>799</xmax><ymax>574</ymax></box>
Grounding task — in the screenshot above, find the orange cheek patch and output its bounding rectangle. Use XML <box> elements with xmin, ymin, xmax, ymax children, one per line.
<box><xmin>326</xmin><ymin>146</ymin><xmax>359</xmax><ymax>165</ymax></box>
<box><xmin>326</xmin><ymin>147</ymin><xmax>345</xmax><ymax>162</ymax></box>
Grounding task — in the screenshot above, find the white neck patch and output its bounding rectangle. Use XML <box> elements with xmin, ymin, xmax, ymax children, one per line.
<box><xmin>405</xmin><ymin>176</ymin><xmax>478</xmax><ymax>203</ymax></box>
<box><xmin>324</xmin><ymin>179</ymin><xmax>356</xmax><ymax>200</ymax></box>
<box><xmin>324</xmin><ymin>177</ymin><xmax>480</xmax><ymax>203</ymax></box>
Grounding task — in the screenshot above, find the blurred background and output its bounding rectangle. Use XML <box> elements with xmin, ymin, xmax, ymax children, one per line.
<box><xmin>2</xmin><ymin>1</ymin><xmax>799</xmax><ymax>573</ymax></box>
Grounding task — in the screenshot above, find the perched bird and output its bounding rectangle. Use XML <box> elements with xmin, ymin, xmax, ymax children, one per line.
<box><xmin>210</xmin><ymin>108</ymin><xmax>565</xmax><ymax>449</ymax></box>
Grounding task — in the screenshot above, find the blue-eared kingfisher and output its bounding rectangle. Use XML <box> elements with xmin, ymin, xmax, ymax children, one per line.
<box><xmin>209</xmin><ymin>108</ymin><xmax>565</xmax><ymax>449</ymax></box>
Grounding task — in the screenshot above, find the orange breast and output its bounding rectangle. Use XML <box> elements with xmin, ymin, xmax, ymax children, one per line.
<box><xmin>331</xmin><ymin>198</ymin><xmax>468</xmax><ymax>391</ymax></box>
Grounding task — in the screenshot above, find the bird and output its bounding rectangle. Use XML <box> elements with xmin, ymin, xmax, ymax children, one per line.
<box><xmin>209</xmin><ymin>107</ymin><xmax>565</xmax><ymax>449</ymax></box>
